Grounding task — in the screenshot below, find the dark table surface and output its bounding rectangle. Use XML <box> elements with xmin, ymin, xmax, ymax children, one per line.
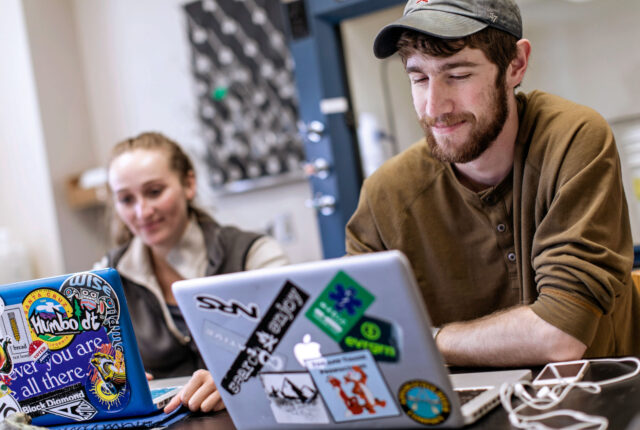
<box><xmin>168</xmin><ymin>360</ymin><xmax>640</xmax><ymax>430</ymax></box>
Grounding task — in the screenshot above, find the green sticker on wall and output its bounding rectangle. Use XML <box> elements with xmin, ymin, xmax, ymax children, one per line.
<box><xmin>305</xmin><ymin>271</ymin><xmax>375</xmax><ymax>342</ymax></box>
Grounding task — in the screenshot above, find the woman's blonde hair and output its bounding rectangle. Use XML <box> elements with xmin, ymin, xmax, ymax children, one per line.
<box><xmin>107</xmin><ymin>132</ymin><xmax>205</xmax><ymax>246</ymax></box>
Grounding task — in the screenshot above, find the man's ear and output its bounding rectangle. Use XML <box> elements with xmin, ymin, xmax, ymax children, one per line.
<box><xmin>507</xmin><ymin>39</ymin><xmax>531</xmax><ymax>89</ymax></box>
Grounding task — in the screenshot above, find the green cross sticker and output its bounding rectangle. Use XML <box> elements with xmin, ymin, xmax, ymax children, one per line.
<box><xmin>305</xmin><ymin>271</ymin><xmax>375</xmax><ymax>342</ymax></box>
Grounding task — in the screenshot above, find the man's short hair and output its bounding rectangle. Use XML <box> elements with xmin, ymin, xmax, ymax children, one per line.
<box><xmin>396</xmin><ymin>27</ymin><xmax>518</xmax><ymax>84</ymax></box>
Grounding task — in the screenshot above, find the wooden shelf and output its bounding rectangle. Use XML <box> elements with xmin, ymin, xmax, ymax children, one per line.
<box><xmin>66</xmin><ymin>175</ymin><xmax>108</xmax><ymax>209</ymax></box>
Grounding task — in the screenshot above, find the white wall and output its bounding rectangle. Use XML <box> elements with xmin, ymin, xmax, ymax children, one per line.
<box><xmin>0</xmin><ymin>0</ymin><xmax>64</xmax><ymax>278</ymax></box>
<box><xmin>22</xmin><ymin>0</ymin><xmax>107</xmax><ymax>273</ymax></box>
<box><xmin>518</xmin><ymin>0</ymin><xmax>640</xmax><ymax>121</ymax></box>
<box><xmin>72</xmin><ymin>0</ymin><xmax>203</xmax><ymax>164</ymax></box>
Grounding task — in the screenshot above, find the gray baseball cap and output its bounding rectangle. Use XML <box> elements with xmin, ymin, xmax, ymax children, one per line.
<box><xmin>373</xmin><ymin>0</ymin><xmax>522</xmax><ymax>58</ymax></box>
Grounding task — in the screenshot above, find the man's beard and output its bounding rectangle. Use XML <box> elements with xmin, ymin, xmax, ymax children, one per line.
<box><xmin>419</xmin><ymin>77</ymin><xmax>509</xmax><ymax>164</ymax></box>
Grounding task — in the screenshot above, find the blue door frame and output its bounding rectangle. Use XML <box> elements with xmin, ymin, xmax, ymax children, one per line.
<box><xmin>286</xmin><ymin>0</ymin><xmax>403</xmax><ymax>259</ymax></box>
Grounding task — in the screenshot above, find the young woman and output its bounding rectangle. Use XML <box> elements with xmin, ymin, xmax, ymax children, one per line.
<box><xmin>95</xmin><ymin>132</ymin><xmax>289</xmax><ymax>413</ymax></box>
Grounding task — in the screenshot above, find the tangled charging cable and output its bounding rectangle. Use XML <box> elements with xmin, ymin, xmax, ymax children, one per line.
<box><xmin>500</xmin><ymin>357</ymin><xmax>640</xmax><ymax>430</ymax></box>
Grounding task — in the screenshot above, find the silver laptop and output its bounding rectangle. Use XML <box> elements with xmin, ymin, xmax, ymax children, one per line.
<box><xmin>173</xmin><ymin>250</ymin><xmax>530</xmax><ymax>428</ymax></box>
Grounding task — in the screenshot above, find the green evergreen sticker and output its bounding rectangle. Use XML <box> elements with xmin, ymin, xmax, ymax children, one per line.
<box><xmin>339</xmin><ymin>315</ymin><xmax>400</xmax><ymax>362</ymax></box>
<box><xmin>305</xmin><ymin>271</ymin><xmax>375</xmax><ymax>342</ymax></box>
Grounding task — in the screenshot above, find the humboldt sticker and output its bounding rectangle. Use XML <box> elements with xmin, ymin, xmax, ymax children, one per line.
<box><xmin>306</xmin><ymin>350</ymin><xmax>399</xmax><ymax>423</ymax></box>
<box><xmin>259</xmin><ymin>371</ymin><xmax>329</xmax><ymax>424</ymax></box>
<box><xmin>397</xmin><ymin>380</ymin><xmax>451</xmax><ymax>425</ymax></box>
<box><xmin>221</xmin><ymin>281</ymin><xmax>309</xmax><ymax>395</ymax></box>
<box><xmin>305</xmin><ymin>271</ymin><xmax>375</xmax><ymax>342</ymax></box>
<box><xmin>23</xmin><ymin>289</ymin><xmax>78</xmax><ymax>351</ymax></box>
<box><xmin>340</xmin><ymin>315</ymin><xmax>399</xmax><ymax>362</ymax></box>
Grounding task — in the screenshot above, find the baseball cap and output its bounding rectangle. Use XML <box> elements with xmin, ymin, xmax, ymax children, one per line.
<box><xmin>373</xmin><ymin>0</ymin><xmax>522</xmax><ymax>58</ymax></box>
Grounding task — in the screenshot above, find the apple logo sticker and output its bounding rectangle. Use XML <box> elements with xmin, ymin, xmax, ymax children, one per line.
<box><xmin>294</xmin><ymin>334</ymin><xmax>322</xmax><ymax>368</ymax></box>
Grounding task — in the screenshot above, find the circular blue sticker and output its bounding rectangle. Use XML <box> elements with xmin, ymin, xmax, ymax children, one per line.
<box><xmin>398</xmin><ymin>380</ymin><xmax>451</xmax><ymax>425</ymax></box>
<box><xmin>86</xmin><ymin>377</ymin><xmax>131</xmax><ymax>414</ymax></box>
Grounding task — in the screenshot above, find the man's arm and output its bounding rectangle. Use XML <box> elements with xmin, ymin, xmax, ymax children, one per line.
<box><xmin>436</xmin><ymin>305</ymin><xmax>587</xmax><ymax>367</ymax></box>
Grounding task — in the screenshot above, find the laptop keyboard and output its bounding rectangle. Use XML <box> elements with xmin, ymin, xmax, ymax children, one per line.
<box><xmin>455</xmin><ymin>388</ymin><xmax>489</xmax><ymax>405</ymax></box>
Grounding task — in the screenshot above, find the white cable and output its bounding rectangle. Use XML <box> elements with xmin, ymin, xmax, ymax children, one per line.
<box><xmin>501</xmin><ymin>382</ymin><xmax>607</xmax><ymax>430</ymax></box>
<box><xmin>500</xmin><ymin>357</ymin><xmax>640</xmax><ymax>430</ymax></box>
<box><xmin>580</xmin><ymin>357</ymin><xmax>640</xmax><ymax>385</ymax></box>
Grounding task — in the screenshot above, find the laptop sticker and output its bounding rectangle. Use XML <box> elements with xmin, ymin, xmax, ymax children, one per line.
<box><xmin>195</xmin><ymin>295</ymin><xmax>260</xmax><ymax>321</ymax></box>
<box><xmin>0</xmin><ymin>338</ymin><xmax>14</xmax><ymax>377</ymax></box>
<box><xmin>0</xmin><ymin>305</ymin><xmax>32</xmax><ymax>364</ymax></box>
<box><xmin>340</xmin><ymin>315</ymin><xmax>400</xmax><ymax>363</ymax></box>
<box><xmin>60</xmin><ymin>272</ymin><xmax>122</xmax><ymax>350</ymax></box>
<box><xmin>397</xmin><ymin>380</ymin><xmax>451</xmax><ymax>426</ymax></box>
<box><xmin>259</xmin><ymin>371</ymin><xmax>330</xmax><ymax>424</ymax></box>
<box><xmin>221</xmin><ymin>281</ymin><xmax>309</xmax><ymax>395</ymax></box>
<box><xmin>85</xmin><ymin>343</ymin><xmax>131</xmax><ymax>413</ymax></box>
<box><xmin>28</xmin><ymin>340</ymin><xmax>51</xmax><ymax>365</ymax></box>
<box><xmin>306</xmin><ymin>350</ymin><xmax>399</xmax><ymax>423</ymax></box>
<box><xmin>23</xmin><ymin>289</ymin><xmax>81</xmax><ymax>351</ymax></box>
<box><xmin>202</xmin><ymin>319</ymin><xmax>286</xmax><ymax>371</ymax></box>
<box><xmin>305</xmin><ymin>271</ymin><xmax>375</xmax><ymax>343</ymax></box>
<box><xmin>0</xmin><ymin>389</ymin><xmax>20</xmax><ymax>420</ymax></box>
<box><xmin>20</xmin><ymin>383</ymin><xmax>97</xmax><ymax>421</ymax></box>
<box><xmin>293</xmin><ymin>334</ymin><xmax>322</xmax><ymax>368</ymax></box>
<box><xmin>11</xmin><ymin>330</ymin><xmax>108</xmax><ymax>399</ymax></box>
<box><xmin>0</xmin><ymin>351</ymin><xmax>19</xmax><ymax>422</ymax></box>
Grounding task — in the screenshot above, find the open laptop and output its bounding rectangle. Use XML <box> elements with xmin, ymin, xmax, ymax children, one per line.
<box><xmin>0</xmin><ymin>269</ymin><xmax>184</xmax><ymax>428</ymax></box>
<box><xmin>173</xmin><ymin>250</ymin><xmax>531</xmax><ymax>428</ymax></box>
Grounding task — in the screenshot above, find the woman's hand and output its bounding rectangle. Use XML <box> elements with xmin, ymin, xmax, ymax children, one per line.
<box><xmin>164</xmin><ymin>369</ymin><xmax>225</xmax><ymax>414</ymax></box>
<box><xmin>146</xmin><ymin>372</ymin><xmax>154</xmax><ymax>381</ymax></box>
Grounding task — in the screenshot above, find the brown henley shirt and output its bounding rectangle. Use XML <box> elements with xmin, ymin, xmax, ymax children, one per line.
<box><xmin>346</xmin><ymin>90</ymin><xmax>640</xmax><ymax>357</ymax></box>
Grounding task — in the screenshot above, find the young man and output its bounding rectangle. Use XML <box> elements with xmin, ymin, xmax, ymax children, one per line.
<box><xmin>346</xmin><ymin>0</ymin><xmax>640</xmax><ymax>366</ymax></box>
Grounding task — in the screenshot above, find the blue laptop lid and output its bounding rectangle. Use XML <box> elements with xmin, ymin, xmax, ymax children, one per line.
<box><xmin>0</xmin><ymin>269</ymin><xmax>155</xmax><ymax>426</ymax></box>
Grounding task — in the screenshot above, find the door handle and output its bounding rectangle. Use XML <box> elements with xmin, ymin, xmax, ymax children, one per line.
<box><xmin>302</xmin><ymin>158</ymin><xmax>331</xmax><ymax>179</ymax></box>
<box><xmin>299</xmin><ymin>120</ymin><xmax>325</xmax><ymax>143</ymax></box>
<box><xmin>305</xmin><ymin>193</ymin><xmax>336</xmax><ymax>216</ymax></box>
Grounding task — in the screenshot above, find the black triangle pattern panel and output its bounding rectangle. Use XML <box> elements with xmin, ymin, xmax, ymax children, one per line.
<box><xmin>184</xmin><ymin>0</ymin><xmax>305</xmax><ymax>187</ymax></box>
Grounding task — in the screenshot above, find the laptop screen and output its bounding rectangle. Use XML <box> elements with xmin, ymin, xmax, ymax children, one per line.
<box><xmin>0</xmin><ymin>269</ymin><xmax>155</xmax><ymax>426</ymax></box>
